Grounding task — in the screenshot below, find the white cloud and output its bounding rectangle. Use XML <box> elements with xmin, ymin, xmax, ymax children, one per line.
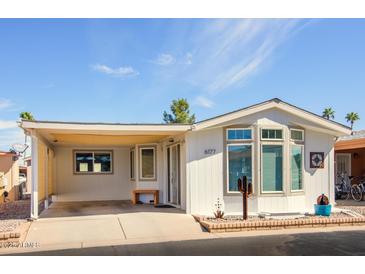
<box><xmin>0</xmin><ymin>98</ymin><xmax>13</xmax><ymax>110</ymax></box>
<box><xmin>92</xmin><ymin>64</ymin><xmax>139</xmax><ymax>77</ymax></box>
<box><xmin>0</xmin><ymin>128</ymin><xmax>25</xmax><ymax>151</ymax></box>
<box><xmin>194</xmin><ymin>96</ymin><xmax>215</xmax><ymax>108</ymax></box>
<box><xmin>153</xmin><ymin>53</ymin><xmax>176</xmax><ymax>66</ymax></box>
<box><xmin>177</xmin><ymin>19</ymin><xmax>310</xmax><ymax>93</ymax></box>
<box><xmin>0</xmin><ymin>120</ymin><xmax>17</xmax><ymax>130</ymax></box>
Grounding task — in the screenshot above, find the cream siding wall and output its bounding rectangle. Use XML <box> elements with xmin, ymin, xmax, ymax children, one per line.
<box><xmin>186</xmin><ymin>128</ymin><xmax>224</xmax><ymax>215</ymax></box>
<box><xmin>54</xmin><ymin>146</ymin><xmax>132</xmax><ymax>201</ymax></box>
<box><xmin>36</xmin><ymin>139</ymin><xmax>55</xmax><ymax>202</ymax></box>
<box><xmin>186</xmin><ymin>108</ymin><xmax>337</xmax><ymax>215</ymax></box>
<box><xmin>37</xmin><ymin>140</ymin><xmax>46</xmax><ymax>201</ymax></box>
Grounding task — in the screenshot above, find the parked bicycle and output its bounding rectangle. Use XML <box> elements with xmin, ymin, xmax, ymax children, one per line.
<box><xmin>335</xmin><ymin>173</ymin><xmax>352</xmax><ymax>200</ymax></box>
<box><xmin>350</xmin><ymin>177</ymin><xmax>365</xmax><ymax>202</ymax></box>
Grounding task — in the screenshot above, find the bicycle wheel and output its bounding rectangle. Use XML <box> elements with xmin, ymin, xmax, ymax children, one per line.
<box><xmin>351</xmin><ymin>185</ymin><xmax>363</xmax><ymax>202</ymax></box>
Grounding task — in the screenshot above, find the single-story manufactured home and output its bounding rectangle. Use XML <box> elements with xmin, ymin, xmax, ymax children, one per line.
<box><xmin>20</xmin><ymin>98</ymin><xmax>351</xmax><ymax>218</ymax></box>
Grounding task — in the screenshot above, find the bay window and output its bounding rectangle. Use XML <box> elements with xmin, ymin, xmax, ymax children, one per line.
<box><xmin>262</xmin><ymin>145</ymin><xmax>283</xmax><ymax>192</ymax></box>
<box><xmin>291</xmin><ymin>145</ymin><xmax>304</xmax><ymax>191</ymax></box>
<box><xmin>291</xmin><ymin>129</ymin><xmax>304</xmax><ymax>142</ymax></box>
<box><xmin>227</xmin><ymin>144</ymin><xmax>253</xmax><ymax>192</ymax></box>
<box><xmin>261</xmin><ymin>129</ymin><xmax>283</xmax><ymax>140</ymax></box>
<box><xmin>227</xmin><ymin>128</ymin><xmax>252</xmax><ymax>141</ymax></box>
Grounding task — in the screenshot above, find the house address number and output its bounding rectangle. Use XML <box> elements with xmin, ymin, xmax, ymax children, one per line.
<box><xmin>204</xmin><ymin>149</ymin><xmax>216</xmax><ymax>155</ymax></box>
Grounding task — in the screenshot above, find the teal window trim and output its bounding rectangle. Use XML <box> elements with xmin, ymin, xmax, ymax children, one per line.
<box><xmin>261</xmin><ymin>144</ymin><xmax>284</xmax><ymax>193</ymax></box>
<box><xmin>226</xmin><ymin>143</ymin><xmax>253</xmax><ymax>193</ymax></box>
<box><xmin>226</xmin><ymin>128</ymin><xmax>253</xmax><ymax>141</ymax></box>
<box><xmin>290</xmin><ymin>129</ymin><xmax>305</xmax><ymax>142</ymax></box>
<box><xmin>290</xmin><ymin>145</ymin><xmax>304</xmax><ymax>192</ymax></box>
<box><xmin>261</xmin><ymin>128</ymin><xmax>284</xmax><ymax>141</ymax></box>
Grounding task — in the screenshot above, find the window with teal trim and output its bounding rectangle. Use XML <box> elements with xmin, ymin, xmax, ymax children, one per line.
<box><xmin>261</xmin><ymin>129</ymin><xmax>283</xmax><ymax>140</ymax></box>
<box><xmin>291</xmin><ymin>145</ymin><xmax>303</xmax><ymax>191</ymax></box>
<box><xmin>228</xmin><ymin>144</ymin><xmax>252</xmax><ymax>192</ymax></box>
<box><xmin>227</xmin><ymin>129</ymin><xmax>252</xmax><ymax>140</ymax></box>
<box><xmin>262</xmin><ymin>145</ymin><xmax>283</xmax><ymax>192</ymax></box>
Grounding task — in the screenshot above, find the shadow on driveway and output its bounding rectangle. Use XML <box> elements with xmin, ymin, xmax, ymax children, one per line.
<box><xmin>12</xmin><ymin>229</ymin><xmax>365</xmax><ymax>256</ymax></box>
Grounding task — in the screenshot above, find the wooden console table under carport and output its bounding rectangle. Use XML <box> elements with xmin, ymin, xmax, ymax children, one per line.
<box><xmin>132</xmin><ymin>189</ymin><xmax>159</xmax><ymax>206</ymax></box>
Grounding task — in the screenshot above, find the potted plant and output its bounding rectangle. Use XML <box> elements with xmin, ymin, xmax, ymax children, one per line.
<box><xmin>314</xmin><ymin>194</ymin><xmax>332</xmax><ymax>216</ymax></box>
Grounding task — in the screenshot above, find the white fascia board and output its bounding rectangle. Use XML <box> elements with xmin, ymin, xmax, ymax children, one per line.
<box><xmin>194</xmin><ymin>101</ymin><xmax>351</xmax><ymax>136</ymax></box>
<box><xmin>276</xmin><ymin>103</ymin><xmax>351</xmax><ymax>136</ymax></box>
<box><xmin>194</xmin><ymin>101</ymin><xmax>275</xmax><ymax>131</ymax></box>
<box><xmin>20</xmin><ymin>121</ymin><xmax>192</xmax><ymax>133</ymax></box>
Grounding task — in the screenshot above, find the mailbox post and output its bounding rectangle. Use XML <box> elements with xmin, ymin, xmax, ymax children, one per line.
<box><xmin>238</xmin><ymin>176</ymin><xmax>252</xmax><ymax>220</ymax></box>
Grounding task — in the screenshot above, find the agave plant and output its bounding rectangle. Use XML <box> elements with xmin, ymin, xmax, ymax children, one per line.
<box><xmin>213</xmin><ymin>198</ymin><xmax>224</xmax><ymax>219</ymax></box>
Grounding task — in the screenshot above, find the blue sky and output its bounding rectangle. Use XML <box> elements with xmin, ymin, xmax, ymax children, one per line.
<box><xmin>0</xmin><ymin>19</ymin><xmax>365</xmax><ymax>150</ymax></box>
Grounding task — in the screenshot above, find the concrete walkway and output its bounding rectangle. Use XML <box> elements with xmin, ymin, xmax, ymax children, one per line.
<box><xmin>8</xmin><ymin>201</ymin><xmax>206</xmax><ymax>252</ymax></box>
<box><xmin>2</xmin><ymin>201</ymin><xmax>365</xmax><ymax>255</ymax></box>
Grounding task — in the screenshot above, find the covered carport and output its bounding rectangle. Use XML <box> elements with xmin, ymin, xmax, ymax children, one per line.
<box><xmin>19</xmin><ymin>120</ymin><xmax>190</xmax><ymax>219</ymax></box>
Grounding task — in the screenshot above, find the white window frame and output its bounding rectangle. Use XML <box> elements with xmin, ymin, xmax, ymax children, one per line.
<box><xmin>290</xmin><ymin>129</ymin><xmax>305</xmax><ymax>142</ymax></box>
<box><xmin>130</xmin><ymin>148</ymin><xmax>135</xmax><ymax>181</ymax></box>
<box><xmin>226</xmin><ymin>143</ymin><xmax>254</xmax><ymax>194</ymax></box>
<box><xmin>73</xmin><ymin>150</ymin><xmax>113</xmax><ymax>175</ymax></box>
<box><xmin>226</xmin><ymin>128</ymin><xmax>253</xmax><ymax>141</ymax></box>
<box><xmin>261</xmin><ymin>128</ymin><xmax>284</xmax><ymax>141</ymax></box>
<box><xmin>139</xmin><ymin>146</ymin><xmax>157</xmax><ymax>181</ymax></box>
<box><xmin>260</xmin><ymin>143</ymin><xmax>285</xmax><ymax>194</ymax></box>
<box><xmin>290</xmin><ymin>144</ymin><xmax>305</xmax><ymax>192</ymax></box>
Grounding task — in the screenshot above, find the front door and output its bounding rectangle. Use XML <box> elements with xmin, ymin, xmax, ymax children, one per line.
<box><xmin>336</xmin><ymin>153</ymin><xmax>352</xmax><ymax>176</ymax></box>
<box><xmin>167</xmin><ymin>144</ymin><xmax>180</xmax><ymax>206</ymax></box>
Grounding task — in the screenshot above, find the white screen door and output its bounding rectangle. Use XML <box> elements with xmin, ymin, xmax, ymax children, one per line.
<box><xmin>167</xmin><ymin>144</ymin><xmax>180</xmax><ymax>206</ymax></box>
<box><xmin>336</xmin><ymin>153</ymin><xmax>351</xmax><ymax>176</ymax></box>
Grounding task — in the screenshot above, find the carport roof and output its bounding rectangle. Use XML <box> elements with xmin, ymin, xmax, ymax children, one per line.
<box><xmin>19</xmin><ymin>120</ymin><xmax>192</xmax><ymax>146</ymax></box>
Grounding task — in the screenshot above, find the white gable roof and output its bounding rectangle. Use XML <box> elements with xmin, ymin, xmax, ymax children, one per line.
<box><xmin>194</xmin><ymin>98</ymin><xmax>351</xmax><ymax>136</ymax></box>
<box><xmin>20</xmin><ymin>98</ymin><xmax>351</xmax><ymax>138</ymax></box>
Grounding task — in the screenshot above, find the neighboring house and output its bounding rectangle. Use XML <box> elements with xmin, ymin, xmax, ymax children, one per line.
<box><xmin>335</xmin><ymin>130</ymin><xmax>365</xmax><ymax>178</ymax></box>
<box><xmin>0</xmin><ymin>151</ymin><xmax>20</xmax><ymax>203</ymax></box>
<box><xmin>18</xmin><ymin>156</ymin><xmax>32</xmax><ymax>194</ymax></box>
<box><xmin>20</xmin><ymin>98</ymin><xmax>351</xmax><ymax>218</ymax></box>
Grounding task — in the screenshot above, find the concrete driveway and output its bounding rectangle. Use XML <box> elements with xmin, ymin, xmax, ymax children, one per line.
<box><xmin>24</xmin><ymin>201</ymin><xmax>205</xmax><ymax>248</ymax></box>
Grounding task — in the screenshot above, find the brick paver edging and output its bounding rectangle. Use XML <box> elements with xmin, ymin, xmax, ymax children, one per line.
<box><xmin>0</xmin><ymin>231</ymin><xmax>21</xmax><ymax>241</ymax></box>
<box><xmin>193</xmin><ymin>215</ymin><xmax>365</xmax><ymax>233</ymax></box>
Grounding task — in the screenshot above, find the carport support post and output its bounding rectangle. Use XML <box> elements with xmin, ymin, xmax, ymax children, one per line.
<box><xmin>31</xmin><ymin>132</ymin><xmax>39</xmax><ymax>219</ymax></box>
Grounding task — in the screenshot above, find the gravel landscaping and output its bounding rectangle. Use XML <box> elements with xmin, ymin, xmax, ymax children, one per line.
<box><xmin>337</xmin><ymin>206</ymin><xmax>365</xmax><ymax>217</ymax></box>
<box><xmin>204</xmin><ymin>212</ymin><xmax>353</xmax><ymax>223</ymax></box>
<box><xmin>0</xmin><ymin>200</ymin><xmax>30</xmax><ymax>237</ymax></box>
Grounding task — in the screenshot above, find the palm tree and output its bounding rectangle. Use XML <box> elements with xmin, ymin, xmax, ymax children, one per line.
<box><xmin>19</xmin><ymin>111</ymin><xmax>35</xmax><ymax>121</ymax></box>
<box><xmin>322</xmin><ymin>108</ymin><xmax>335</xmax><ymax>120</ymax></box>
<box><xmin>346</xmin><ymin>112</ymin><xmax>360</xmax><ymax>130</ymax></box>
